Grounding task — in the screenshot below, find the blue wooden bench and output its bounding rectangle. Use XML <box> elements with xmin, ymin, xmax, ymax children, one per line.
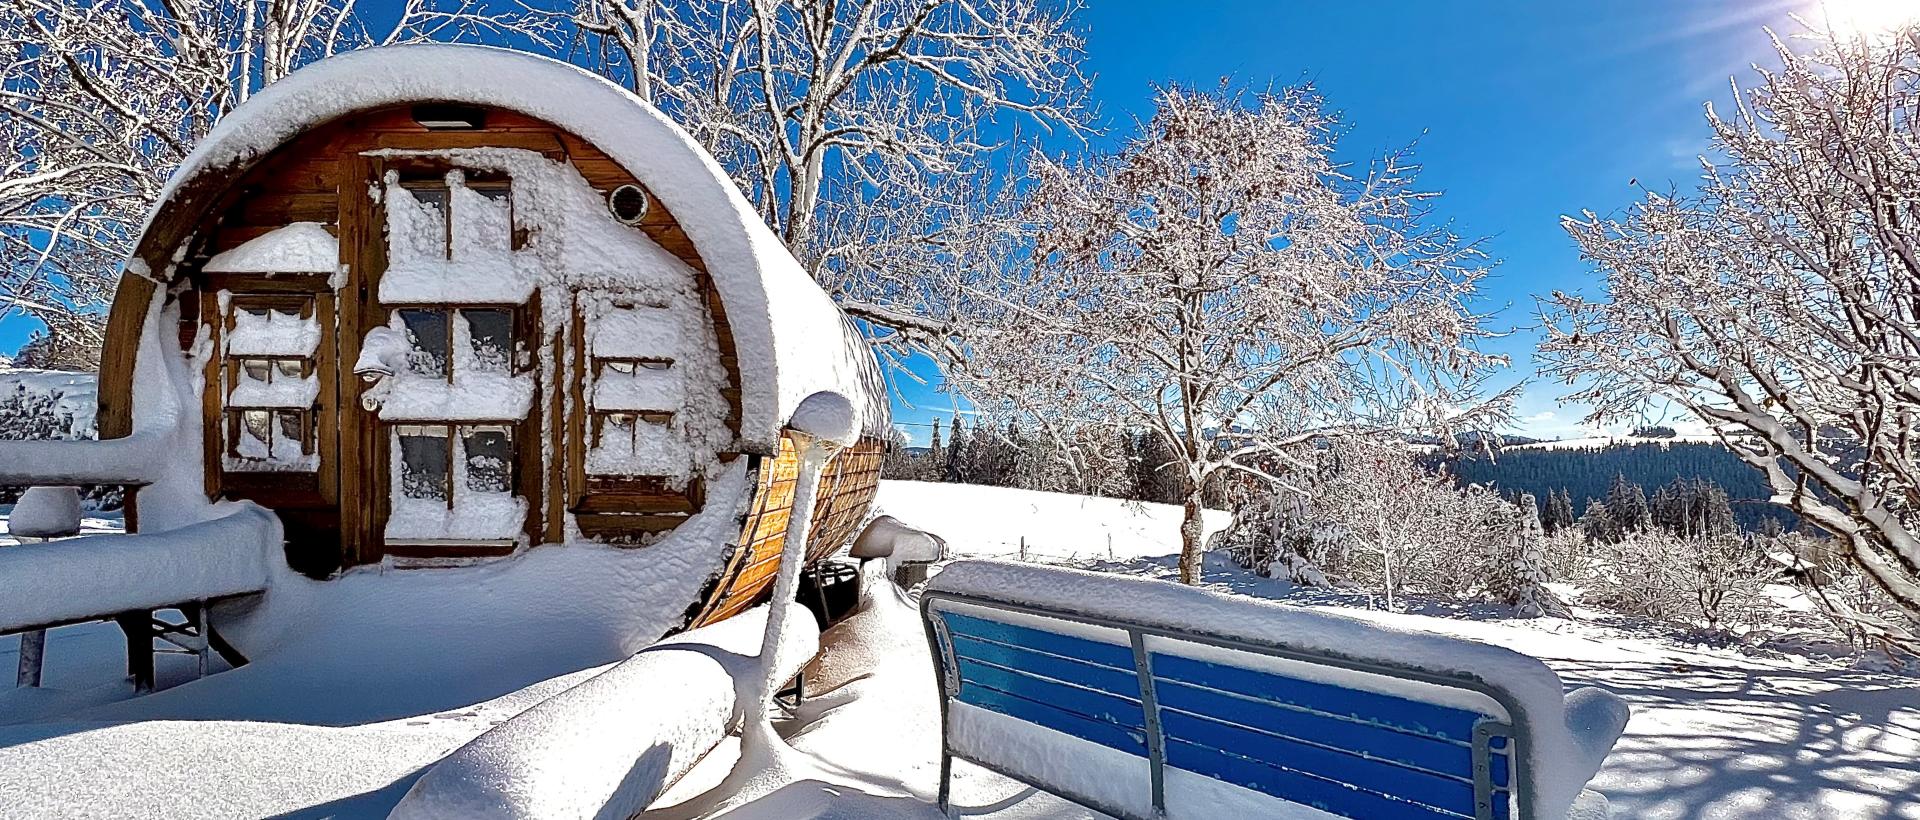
<box><xmin>921</xmin><ymin>561</ymin><xmax>1627</xmax><ymax>820</ymax></box>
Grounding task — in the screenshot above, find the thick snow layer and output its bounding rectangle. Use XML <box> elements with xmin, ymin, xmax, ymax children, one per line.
<box><xmin>8</xmin><ymin>486</ymin><xmax>84</xmax><ymax>538</ymax></box>
<box><xmin>590</xmin><ymin>303</ymin><xmax>680</xmax><ymax>359</ymax></box>
<box><xmin>392</xmin><ymin>606</ymin><xmax>818</xmax><ymax>820</ymax></box>
<box><xmin>849</xmin><ymin>515</ymin><xmax>945</xmax><ymax>564</ymax></box>
<box><xmin>222</xmin><ymin>292</ymin><xmax>321</xmax><ymax>357</ymax></box>
<box><xmin>0</xmin><ymin>297</ymin><xmax>210</xmax><ymax>493</ymax></box>
<box><xmin>379</xmin><ymin>171</ymin><xmax>535</xmax><ymax>305</ymax></box>
<box><xmin>201</xmin><ymin>221</ymin><xmax>340</xmax><ymax>274</ymax></box>
<box><xmin>145</xmin><ymin>44</ymin><xmax>886</xmax><ymax>451</ymax></box>
<box><xmin>0</xmin><ymin>503</ymin><xmax>277</xmax><ymax>633</ymax></box>
<box><xmin>378</xmin><ymin>371</ymin><xmax>534</xmax><ymax>421</ymax></box>
<box><xmin>0</xmin><ymin>660</ymin><xmax>600</xmax><ymax>819</ymax></box>
<box><xmin>874</xmin><ymin>481</ymin><xmax>1232</xmax><ymax>563</ymax></box>
<box><xmin>930</xmin><ymin>559</ymin><xmax>1620</xmax><ymax>818</ymax></box>
<box><xmin>787</xmin><ymin>392</ymin><xmax>859</xmax><ymax>447</ymax></box>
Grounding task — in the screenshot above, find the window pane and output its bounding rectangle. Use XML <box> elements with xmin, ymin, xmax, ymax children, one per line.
<box><xmin>463</xmin><ymin>309</ymin><xmax>513</xmax><ymax>373</ymax></box>
<box><xmin>241</xmin><ymin>410</ymin><xmax>273</xmax><ymax>457</ymax></box>
<box><xmin>393</xmin><ymin>183</ymin><xmax>450</xmax><ymax>262</ymax></box>
<box><xmin>400</xmin><ymin>308</ymin><xmax>450</xmax><ymax>378</ymax></box>
<box><xmin>462</xmin><ymin>425</ymin><xmax>513</xmax><ymax>494</ymax></box>
<box><xmin>398</xmin><ymin>425</ymin><xmax>450</xmax><ymax>501</ymax></box>
<box><xmin>242</xmin><ymin>358</ymin><xmax>272</xmax><ymax>383</ymax></box>
<box><xmin>277</xmin><ymin>411</ymin><xmax>306</xmax><ymax>453</ymax></box>
<box><xmin>605</xmin><ymin>360</ymin><xmax>635</xmax><ymax>375</ymax></box>
<box><xmin>274</xmin><ymin>359</ymin><xmax>304</xmax><ymax>379</ymax></box>
<box><xmin>469</xmin><ymin>182</ymin><xmax>510</xmax><ymax>201</ymax></box>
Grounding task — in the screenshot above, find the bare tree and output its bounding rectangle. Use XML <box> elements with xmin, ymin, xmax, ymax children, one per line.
<box><xmin>1539</xmin><ymin>23</ymin><xmax>1920</xmax><ymax>647</ymax></box>
<box><xmin>0</xmin><ymin>0</ymin><xmax>559</xmax><ymax>364</ymax></box>
<box><xmin>568</xmin><ymin>0</ymin><xmax>1094</xmax><ymax>351</ymax></box>
<box><xmin>954</xmin><ymin>84</ymin><xmax>1513</xmax><ymax>584</ymax></box>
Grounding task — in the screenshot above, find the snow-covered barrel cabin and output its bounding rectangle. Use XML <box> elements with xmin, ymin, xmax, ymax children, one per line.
<box><xmin>0</xmin><ymin>45</ymin><xmax>889</xmax><ymax>669</ymax></box>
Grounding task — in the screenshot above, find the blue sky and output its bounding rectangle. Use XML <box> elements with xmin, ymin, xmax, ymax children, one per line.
<box><xmin>892</xmin><ymin>0</ymin><xmax>1814</xmax><ymax>445</ymax></box>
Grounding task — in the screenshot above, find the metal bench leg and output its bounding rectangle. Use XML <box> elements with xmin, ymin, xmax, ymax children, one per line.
<box><xmin>938</xmin><ymin>744</ymin><xmax>954</xmax><ymax>817</ymax></box>
<box><xmin>15</xmin><ymin>629</ymin><xmax>46</xmax><ymax>688</ymax></box>
<box><xmin>193</xmin><ymin>604</ymin><xmax>211</xmax><ymax>678</ymax></box>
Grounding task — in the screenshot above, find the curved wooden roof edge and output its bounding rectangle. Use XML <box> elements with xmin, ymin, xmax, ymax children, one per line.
<box><xmin>101</xmin><ymin>43</ymin><xmax>888</xmax><ymax>452</ymax></box>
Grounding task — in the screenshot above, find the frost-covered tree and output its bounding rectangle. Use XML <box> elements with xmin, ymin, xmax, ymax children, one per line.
<box><xmin>1580</xmin><ymin>499</ymin><xmax>1621</xmax><ymax>545</ymax></box>
<box><xmin>568</xmin><ymin>0</ymin><xmax>1095</xmax><ymax>353</ymax></box>
<box><xmin>1540</xmin><ymin>23</ymin><xmax>1920</xmax><ymax>642</ymax></box>
<box><xmin>1</xmin><ymin>0</ymin><xmax>560</xmax><ymax>359</ymax></box>
<box><xmin>1494</xmin><ymin>492</ymin><xmax>1572</xmax><ymax>618</ymax></box>
<box><xmin>954</xmin><ymin>84</ymin><xmax>1512</xmax><ymax>584</ymax></box>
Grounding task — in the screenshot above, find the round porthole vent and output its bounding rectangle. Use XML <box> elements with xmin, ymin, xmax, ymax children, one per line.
<box><xmin>608</xmin><ymin>184</ymin><xmax>651</xmax><ymax>225</ymax></box>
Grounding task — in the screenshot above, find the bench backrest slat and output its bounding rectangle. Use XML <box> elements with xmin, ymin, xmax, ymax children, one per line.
<box><xmin>1149</xmin><ymin>651</ymin><xmax>1486</xmax><ymax>743</ymax></box>
<box><xmin>1163</xmin><ymin>736</ymin><xmax>1470</xmax><ymax>820</ymax></box>
<box><xmin>942</xmin><ymin>611</ymin><xmax>1151</xmax><ymax>757</ymax></box>
<box><xmin>1151</xmin><ymin>674</ymin><xmax>1481</xmax><ymax>779</ymax></box>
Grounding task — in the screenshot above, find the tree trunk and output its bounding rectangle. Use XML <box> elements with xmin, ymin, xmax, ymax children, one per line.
<box><xmin>1179</xmin><ymin>489</ymin><xmax>1205</xmax><ymax>585</ymax></box>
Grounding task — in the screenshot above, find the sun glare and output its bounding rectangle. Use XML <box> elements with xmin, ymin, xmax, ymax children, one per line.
<box><xmin>1814</xmin><ymin>0</ymin><xmax>1920</xmax><ymax>38</ymax></box>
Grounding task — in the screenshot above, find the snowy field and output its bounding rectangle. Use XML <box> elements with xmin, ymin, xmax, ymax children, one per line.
<box><xmin>1</xmin><ymin>482</ymin><xmax>1916</xmax><ymax>819</ymax></box>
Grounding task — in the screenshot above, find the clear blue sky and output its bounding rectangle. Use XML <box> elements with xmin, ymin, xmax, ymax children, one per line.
<box><xmin>3</xmin><ymin>1</ymin><xmax>1814</xmax><ymax>443</ymax></box>
<box><xmin>891</xmin><ymin>0</ymin><xmax>1810</xmax><ymax>445</ymax></box>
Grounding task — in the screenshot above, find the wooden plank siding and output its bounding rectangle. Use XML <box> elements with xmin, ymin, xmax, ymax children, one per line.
<box><xmin>691</xmin><ymin>433</ymin><xmax>886</xmax><ymax>627</ymax></box>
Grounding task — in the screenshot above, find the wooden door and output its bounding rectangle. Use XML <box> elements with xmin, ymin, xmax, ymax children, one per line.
<box><xmin>339</xmin><ymin>158</ymin><xmax>543</xmax><ymax>562</ymax></box>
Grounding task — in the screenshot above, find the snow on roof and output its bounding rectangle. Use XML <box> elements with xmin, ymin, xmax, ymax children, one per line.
<box><xmin>201</xmin><ymin>221</ymin><xmax>340</xmax><ymax>274</ymax></box>
<box><xmin>145</xmin><ymin>44</ymin><xmax>883</xmax><ymax>452</ymax></box>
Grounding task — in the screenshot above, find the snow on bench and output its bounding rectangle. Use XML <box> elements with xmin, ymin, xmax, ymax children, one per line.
<box><xmin>922</xmin><ymin>560</ymin><xmax>1629</xmax><ymax>820</ymax></box>
<box><xmin>0</xmin><ymin>503</ymin><xmax>279</xmax><ymax>634</ymax></box>
<box><xmin>389</xmin><ymin>604</ymin><xmax>820</xmax><ymax>820</ymax></box>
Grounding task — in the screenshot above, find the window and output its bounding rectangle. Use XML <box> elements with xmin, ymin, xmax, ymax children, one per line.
<box><xmin>397</xmin><ymin>306</ymin><xmax>518</xmax><ymax>382</ymax></box>
<box><xmin>223</xmin><ymin>294</ymin><xmax>319</xmax><ymax>471</ymax></box>
<box><xmin>584</xmin><ymin>301</ymin><xmax>685</xmax><ymax>476</ymax></box>
<box><xmin>393</xmin><ymin>423</ymin><xmax>517</xmax><ymax>507</ymax></box>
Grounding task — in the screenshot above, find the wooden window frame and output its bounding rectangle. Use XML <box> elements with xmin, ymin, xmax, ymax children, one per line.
<box><xmin>391</xmin><ymin>421</ymin><xmax>521</xmax><ymax>512</ymax></box>
<box><xmin>222</xmin><ymin>293</ymin><xmax>321</xmax><ymax>472</ymax></box>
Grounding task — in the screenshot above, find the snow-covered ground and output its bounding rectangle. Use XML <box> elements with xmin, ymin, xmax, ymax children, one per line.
<box><xmin>718</xmin><ymin>482</ymin><xmax>1920</xmax><ymax>820</ymax></box>
<box><xmin>874</xmin><ymin>480</ymin><xmax>1232</xmax><ymax>563</ymax></box>
<box><xmin>2</xmin><ymin>481</ymin><xmax>1916</xmax><ymax>819</ymax></box>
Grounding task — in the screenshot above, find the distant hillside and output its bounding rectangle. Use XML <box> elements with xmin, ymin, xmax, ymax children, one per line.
<box><xmin>1439</xmin><ymin>437</ymin><xmax>1798</xmax><ymax>533</ymax></box>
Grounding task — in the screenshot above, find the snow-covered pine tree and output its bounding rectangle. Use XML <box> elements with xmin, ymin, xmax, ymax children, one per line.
<box><xmin>1546</xmin><ymin>488</ymin><xmax>1577</xmax><ymax>535</ymax></box>
<box><xmin>1604</xmin><ymin>474</ymin><xmax>1652</xmax><ymax>535</ymax></box>
<box><xmin>1581</xmin><ymin>499</ymin><xmax>1622</xmax><ymax>544</ymax></box>
<box><xmin>1500</xmin><ymin>492</ymin><xmax>1572</xmax><ymax>618</ymax></box>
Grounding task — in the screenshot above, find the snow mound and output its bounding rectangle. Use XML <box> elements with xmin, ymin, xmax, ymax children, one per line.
<box><xmin>392</xmin><ymin>606</ymin><xmax>818</xmax><ymax>820</ymax></box>
<box><xmin>202</xmin><ymin>221</ymin><xmax>340</xmax><ymax>274</ymax></box>
<box><xmin>0</xmin><ymin>503</ymin><xmax>278</xmax><ymax>633</ymax></box>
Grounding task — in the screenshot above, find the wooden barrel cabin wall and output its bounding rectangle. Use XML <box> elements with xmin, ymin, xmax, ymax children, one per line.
<box><xmin>101</xmin><ymin>100</ymin><xmax>888</xmax><ymax>625</ymax></box>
